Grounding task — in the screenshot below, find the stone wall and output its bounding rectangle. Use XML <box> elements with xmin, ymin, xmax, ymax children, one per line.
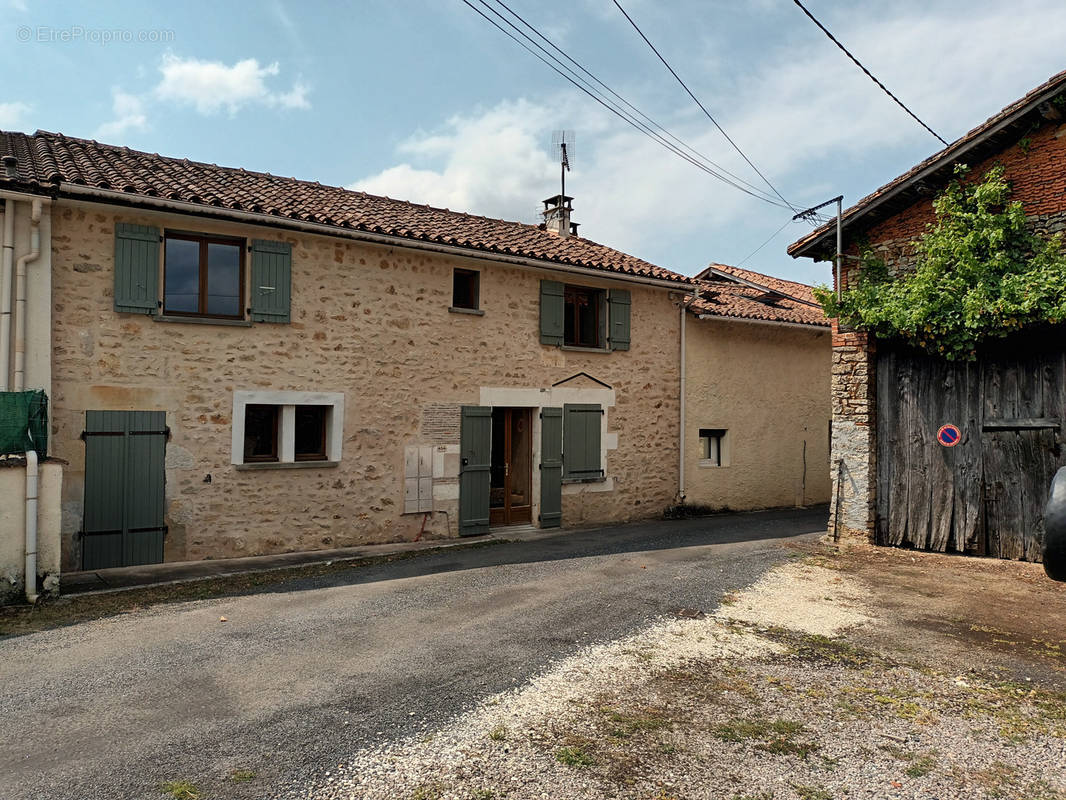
<box><xmin>826</xmin><ymin>114</ymin><xmax>1066</xmax><ymax>543</ymax></box>
<box><xmin>684</xmin><ymin>315</ymin><xmax>831</xmax><ymax>510</ymax></box>
<box><xmin>49</xmin><ymin>200</ymin><xmax>683</xmax><ymax>568</ymax></box>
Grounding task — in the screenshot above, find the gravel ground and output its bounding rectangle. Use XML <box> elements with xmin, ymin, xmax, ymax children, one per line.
<box><xmin>0</xmin><ymin>508</ymin><xmax>826</xmax><ymax>800</ymax></box>
<box><xmin>295</xmin><ymin>559</ymin><xmax>1066</xmax><ymax>800</ymax></box>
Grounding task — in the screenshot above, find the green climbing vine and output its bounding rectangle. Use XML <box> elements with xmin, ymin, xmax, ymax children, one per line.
<box><xmin>814</xmin><ymin>164</ymin><xmax>1066</xmax><ymax>360</ymax></box>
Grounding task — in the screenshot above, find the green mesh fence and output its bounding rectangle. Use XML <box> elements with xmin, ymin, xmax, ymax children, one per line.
<box><xmin>0</xmin><ymin>390</ymin><xmax>48</xmax><ymax>457</ymax></box>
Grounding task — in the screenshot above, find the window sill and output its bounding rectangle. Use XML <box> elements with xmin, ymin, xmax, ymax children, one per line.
<box><xmin>154</xmin><ymin>314</ymin><xmax>253</xmax><ymax>327</ymax></box>
<box><xmin>560</xmin><ymin>345</ymin><xmax>610</xmax><ymax>354</ymax></box>
<box><xmin>698</xmin><ymin>459</ymin><xmax>727</xmax><ymax>468</ymax></box>
<box><xmin>562</xmin><ymin>475</ymin><xmax>606</xmax><ymax>484</ymax></box>
<box><xmin>449</xmin><ymin>306</ymin><xmax>485</xmax><ymax>316</ymax></box>
<box><xmin>235</xmin><ymin>460</ymin><xmax>339</xmax><ymax>471</ymax></box>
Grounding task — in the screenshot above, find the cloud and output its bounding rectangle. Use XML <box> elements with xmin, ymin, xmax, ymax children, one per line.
<box><xmin>350</xmin><ymin>0</ymin><xmax>1066</xmax><ymax>281</ymax></box>
<box><xmin>154</xmin><ymin>54</ymin><xmax>310</xmax><ymax>114</ymax></box>
<box><xmin>0</xmin><ymin>101</ymin><xmax>31</xmax><ymax>129</ymax></box>
<box><xmin>95</xmin><ymin>89</ymin><xmax>148</xmax><ymax>139</ymax></box>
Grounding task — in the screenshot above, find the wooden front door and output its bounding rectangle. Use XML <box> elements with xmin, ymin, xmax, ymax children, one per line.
<box><xmin>490</xmin><ymin>408</ymin><xmax>533</xmax><ymax>526</ymax></box>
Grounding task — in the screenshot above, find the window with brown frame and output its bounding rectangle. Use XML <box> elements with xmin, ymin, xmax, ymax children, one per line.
<box><xmin>564</xmin><ymin>286</ymin><xmax>604</xmax><ymax>348</ymax></box>
<box><xmin>294</xmin><ymin>405</ymin><xmax>329</xmax><ymax>461</ymax></box>
<box><xmin>243</xmin><ymin>405</ymin><xmax>279</xmax><ymax>462</ymax></box>
<box><xmin>164</xmin><ymin>232</ymin><xmax>244</xmax><ymax>318</ymax></box>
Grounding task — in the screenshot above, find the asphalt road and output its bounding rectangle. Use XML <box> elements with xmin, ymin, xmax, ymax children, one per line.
<box><xmin>0</xmin><ymin>507</ymin><xmax>827</xmax><ymax>799</ymax></box>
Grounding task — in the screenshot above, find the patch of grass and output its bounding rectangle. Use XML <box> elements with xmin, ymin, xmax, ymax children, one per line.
<box><xmin>555</xmin><ymin>745</ymin><xmax>596</xmax><ymax>767</ymax></box>
<box><xmin>713</xmin><ymin>717</ymin><xmax>819</xmax><ymax>759</ymax></box>
<box><xmin>905</xmin><ymin>753</ymin><xmax>938</xmax><ymax>778</ymax></box>
<box><xmin>488</xmin><ymin>723</ymin><xmax>508</xmax><ymax>741</ymax></box>
<box><xmin>411</xmin><ymin>782</ymin><xmax>446</xmax><ymax>800</ymax></box>
<box><xmin>600</xmin><ymin>706</ymin><xmax>669</xmax><ymax>739</ymax></box>
<box><xmin>159</xmin><ymin>781</ymin><xmax>200</xmax><ymax>800</ymax></box>
<box><xmin>792</xmin><ymin>785</ymin><xmax>832</xmax><ymax>800</ymax></box>
<box><xmin>229</xmin><ymin>768</ymin><xmax>256</xmax><ymax>783</ymax></box>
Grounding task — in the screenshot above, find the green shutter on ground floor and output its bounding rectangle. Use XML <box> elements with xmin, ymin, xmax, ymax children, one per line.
<box><xmin>459</xmin><ymin>406</ymin><xmax>492</xmax><ymax>536</ymax></box>
<box><xmin>563</xmin><ymin>404</ymin><xmax>603</xmax><ymax>480</ymax></box>
<box><xmin>539</xmin><ymin>407</ymin><xmax>563</xmax><ymax>527</ymax></box>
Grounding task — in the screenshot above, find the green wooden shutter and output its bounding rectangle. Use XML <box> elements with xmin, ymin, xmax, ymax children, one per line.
<box><xmin>82</xmin><ymin>410</ymin><xmax>166</xmax><ymax>570</ymax></box>
<box><xmin>250</xmin><ymin>239</ymin><xmax>292</xmax><ymax>323</ymax></box>
<box><xmin>608</xmin><ymin>289</ymin><xmax>631</xmax><ymax>351</ymax></box>
<box><xmin>540</xmin><ymin>407</ymin><xmax>563</xmax><ymax>527</ymax></box>
<box><xmin>563</xmin><ymin>404</ymin><xmax>603</xmax><ymax>480</ymax></box>
<box><xmin>113</xmin><ymin>223</ymin><xmax>159</xmax><ymax>314</ymax></box>
<box><xmin>540</xmin><ymin>279</ymin><xmax>565</xmax><ymax>345</ymax></box>
<box><xmin>459</xmin><ymin>406</ymin><xmax>492</xmax><ymax>536</ymax></box>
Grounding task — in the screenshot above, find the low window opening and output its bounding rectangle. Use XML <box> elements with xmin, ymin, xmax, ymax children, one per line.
<box><xmin>294</xmin><ymin>405</ymin><xmax>329</xmax><ymax>461</ymax></box>
<box><xmin>452</xmin><ymin>268</ymin><xmax>480</xmax><ymax>310</ymax></box>
<box><xmin>699</xmin><ymin>428</ymin><xmax>726</xmax><ymax>466</ymax></box>
<box><xmin>564</xmin><ymin>286</ymin><xmax>604</xmax><ymax>348</ymax></box>
<box><xmin>244</xmin><ymin>405</ymin><xmax>279</xmax><ymax>462</ymax></box>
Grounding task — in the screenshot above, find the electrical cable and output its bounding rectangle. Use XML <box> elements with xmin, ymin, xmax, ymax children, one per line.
<box><xmin>790</xmin><ymin>0</ymin><xmax>948</xmax><ymax>146</ymax></box>
<box><xmin>612</xmin><ymin>0</ymin><xmax>798</xmax><ymax>211</ymax></box>
<box><xmin>487</xmin><ymin>0</ymin><xmax>782</xmax><ymax>204</ymax></box>
<box><xmin>460</xmin><ymin>0</ymin><xmax>795</xmax><ymax>210</ymax></box>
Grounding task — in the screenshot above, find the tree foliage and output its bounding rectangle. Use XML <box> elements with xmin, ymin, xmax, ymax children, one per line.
<box><xmin>814</xmin><ymin>164</ymin><xmax>1066</xmax><ymax>360</ymax></box>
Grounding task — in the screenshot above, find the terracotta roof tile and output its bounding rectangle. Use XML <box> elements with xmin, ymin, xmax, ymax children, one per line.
<box><xmin>688</xmin><ymin>263</ymin><xmax>828</xmax><ymax>327</ymax></box>
<box><xmin>0</xmin><ymin>130</ymin><xmax>690</xmax><ymax>285</ymax></box>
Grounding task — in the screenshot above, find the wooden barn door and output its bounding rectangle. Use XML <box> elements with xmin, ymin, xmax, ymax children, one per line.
<box><xmin>980</xmin><ymin>348</ymin><xmax>1066</xmax><ymax>561</ymax></box>
<box><xmin>876</xmin><ymin>337</ymin><xmax>1066</xmax><ymax>561</ymax></box>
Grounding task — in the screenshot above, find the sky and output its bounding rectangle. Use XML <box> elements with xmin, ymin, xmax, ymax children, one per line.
<box><xmin>2</xmin><ymin>0</ymin><xmax>1065</xmax><ymax>285</ymax></box>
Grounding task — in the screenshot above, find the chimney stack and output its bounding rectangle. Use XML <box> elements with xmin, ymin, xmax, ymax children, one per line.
<box><xmin>542</xmin><ymin>194</ymin><xmax>578</xmax><ymax>238</ymax></box>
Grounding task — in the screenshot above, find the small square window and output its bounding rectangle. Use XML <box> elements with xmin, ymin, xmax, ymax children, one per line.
<box><xmin>244</xmin><ymin>405</ymin><xmax>279</xmax><ymax>462</ymax></box>
<box><xmin>452</xmin><ymin>269</ymin><xmax>480</xmax><ymax>310</ymax></box>
<box><xmin>294</xmin><ymin>405</ymin><xmax>329</xmax><ymax>461</ymax></box>
<box><xmin>564</xmin><ymin>286</ymin><xmax>604</xmax><ymax>348</ymax></box>
<box><xmin>699</xmin><ymin>428</ymin><xmax>726</xmax><ymax>466</ymax></box>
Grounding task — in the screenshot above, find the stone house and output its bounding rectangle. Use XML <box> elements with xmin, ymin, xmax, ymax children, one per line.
<box><xmin>0</xmin><ymin>129</ymin><xmax>829</xmax><ymax>602</ymax></box>
<box><xmin>789</xmin><ymin>70</ymin><xmax>1066</xmax><ymax>561</ymax></box>
<box><xmin>682</xmin><ymin>264</ymin><xmax>831</xmax><ymax>511</ymax></box>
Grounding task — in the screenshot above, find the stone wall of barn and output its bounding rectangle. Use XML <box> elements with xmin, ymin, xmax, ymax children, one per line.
<box><xmin>49</xmin><ymin>200</ymin><xmax>683</xmax><ymax>569</ymax></box>
<box><xmin>827</xmin><ymin>113</ymin><xmax>1066</xmax><ymax>543</ymax></box>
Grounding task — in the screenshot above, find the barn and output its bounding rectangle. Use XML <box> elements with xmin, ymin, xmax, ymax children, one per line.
<box><xmin>789</xmin><ymin>71</ymin><xmax>1066</xmax><ymax>562</ymax></box>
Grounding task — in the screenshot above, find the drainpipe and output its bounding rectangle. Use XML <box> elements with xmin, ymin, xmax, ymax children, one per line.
<box><xmin>1</xmin><ymin>198</ymin><xmax>13</xmax><ymax>390</ymax></box>
<box><xmin>13</xmin><ymin>198</ymin><xmax>42</xmax><ymax>391</ymax></box>
<box><xmin>678</xmin><ymin>285</ymin><xmax>702</xmax><ymax>503</ymax></box>
<box><xmin>24</xmin><ymin>449</ymin><xmax>38</xmax><ymax>603</ymax></box>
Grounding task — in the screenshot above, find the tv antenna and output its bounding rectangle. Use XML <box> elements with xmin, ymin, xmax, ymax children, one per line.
<box><xmin>551</xmin><ymin>130</ymin><xmax>575</xmax><ymax>197</ymax></box>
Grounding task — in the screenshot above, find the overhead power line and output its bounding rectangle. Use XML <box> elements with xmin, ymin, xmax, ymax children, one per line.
<box><xmin>790</xmin><ymin>0</ymin><xmax>949</xmax><ymax>147</ymax></box>
<box><xmin>488</xmin><ymin>0</ymin><xmax>782</xmax><ymax>205</ymax></box>
<box><xmin>734</xmin><ymin>217</ymin><xmax>798</xmax><ymax>269</ymax></box>
<box><xmin>611</xmin><ymin>0</ymin><xmax>798</xmax><ymax>212</ymax></box>
<box><xmin>459</xmin><ymin>0</ymin><xmax>795</xmax><ymax>211</ymax></box>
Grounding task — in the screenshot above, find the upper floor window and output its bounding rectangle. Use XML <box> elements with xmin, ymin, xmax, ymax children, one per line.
<box><xmin>164</xmin><ymin>232</ymin><xmax>244</xmax><ymax>319</ymax></box>
<box><xmin>452</xmin><ymin>268</ymin><xmax>480</xmax><ymax>311</ymax></box>
<box><xmin>564</xmin><ymin>286</ymin><xmax>604</xmax><ymax>348</ymax></box>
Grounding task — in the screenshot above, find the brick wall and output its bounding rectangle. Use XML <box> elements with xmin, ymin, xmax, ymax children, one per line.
<box><xmin>828</xmin><ymin>114</ymin><xmax>1066</xmax><ymax>542</ymax></box>
<box><xmin>50</xmin><ymin>200</ymin><xmax>682</xmax><ymax>568</ymax></box>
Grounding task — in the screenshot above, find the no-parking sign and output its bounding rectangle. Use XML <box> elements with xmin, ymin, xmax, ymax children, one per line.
<box><xmin>937</xmin><ymin>424</ymin><xmax>962</xmax><ymax>447</ymax></box>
